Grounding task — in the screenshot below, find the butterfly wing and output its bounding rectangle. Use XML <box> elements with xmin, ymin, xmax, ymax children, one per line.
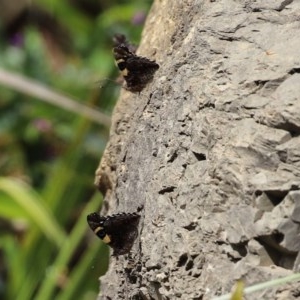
<box><xmin>113</xmin><ymin>44</ymin><xmax>159</xmax><ymax>92</ymax></box>
<box><xmin>87</xmin><ymin>213</ymin><xmax>108</xmax><ymax>241</ymax></box>
<box><xmin>87</xmin><ymin>212</ymin><xmax>140</xmax><ymax>256</ymax></box>
<box><xmin>124</xmin><ymin>56</ymin><xmax>159</xmax><ymax>92</ymax></box>
<box><xmin>104</xmin><ymin>213</ymin><xmax>140</xmax><ymax>256</ymax></box>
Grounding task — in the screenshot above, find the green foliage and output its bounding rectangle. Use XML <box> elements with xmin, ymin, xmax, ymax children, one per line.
<box><xmin>0</xmin><ymin>0</ymin><xmax>151</xmax><ymax>299</ymax></box>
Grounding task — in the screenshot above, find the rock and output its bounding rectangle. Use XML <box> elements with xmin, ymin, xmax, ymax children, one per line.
<box><xmin>96</xmin><ymin>0</ymin><xmax>300</xmax><ymax>299</ymax></box>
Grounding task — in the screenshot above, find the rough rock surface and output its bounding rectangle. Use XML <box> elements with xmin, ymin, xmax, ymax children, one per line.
<box><xmin>95</xmin><ymin>0</ymin><xmax>300</xmax><ymax>299</ymax></box>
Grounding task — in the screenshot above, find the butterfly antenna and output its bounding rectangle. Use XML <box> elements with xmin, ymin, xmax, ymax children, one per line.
<box><xmin>95</xmin><ymin>78</ymin><xmax>122</xmax><ymax>89</ymax></box>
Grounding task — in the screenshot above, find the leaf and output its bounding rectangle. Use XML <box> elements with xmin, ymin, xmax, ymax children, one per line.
<box><xmin>0</xmin><ymin>177</ymin><xmax>66</xmax><ymax>247</ymax></box>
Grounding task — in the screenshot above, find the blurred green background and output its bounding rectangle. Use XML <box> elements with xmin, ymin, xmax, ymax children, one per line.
<box><xmin>0</xmin><ymin>0</ymin><xmax>152</xmax><ymax>299</ymax></box>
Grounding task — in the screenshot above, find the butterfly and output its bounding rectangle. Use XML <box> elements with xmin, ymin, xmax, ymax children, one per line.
<box><xmin>113</xmin><ymin>44</ymin><xmax>159</xmax><ymax>92</ymax></box>
<box><xmin>87</xmin><ymin>212</ymin><xmax>140</xmax><ymax>256</ymax></box>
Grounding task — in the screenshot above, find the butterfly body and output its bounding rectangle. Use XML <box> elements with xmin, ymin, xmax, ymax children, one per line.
<box><xmin>113</xmin><ymin>44</ymin><xmax>159</xmax><ymax>92</ymax></box>
<box><xmin>87</xmin><ymin>212</ymin><xmax>140</xmax><ymax>256</ymax></box>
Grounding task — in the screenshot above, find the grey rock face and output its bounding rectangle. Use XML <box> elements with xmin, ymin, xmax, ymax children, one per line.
<box><xmin>95</xmin><ymin>0</ymin><xmax>300</xmax><ymax>299</ymax></box>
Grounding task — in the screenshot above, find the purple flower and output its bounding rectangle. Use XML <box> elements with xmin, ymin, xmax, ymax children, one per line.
<box><xmin>32</xmin><ymin>119</ymin><xmax>53</xmax><ymax>133</ymax></box>
<box><xmin>131</xmin><ymin>11</ymin><xmax>146</xmax><ymax>25</ymax></box>
<box><xmin>9</xmin><ymin>33</ymin><xmax>24</xmax><ymax>47</ymax></box>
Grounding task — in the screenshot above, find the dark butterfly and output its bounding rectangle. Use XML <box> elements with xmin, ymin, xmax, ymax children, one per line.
<box><xmin>113</xmin><ymin>44</ymin><xmax>159</xmax><ymax>92</ymax></box>
<box><xmin>87</xmin><ymin>212</ymin><xmax>140</xmax><ymax>256</ymax></box>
